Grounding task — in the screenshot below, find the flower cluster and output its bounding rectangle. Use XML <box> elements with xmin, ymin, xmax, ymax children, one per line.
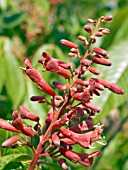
<box><xmin>0</xmin><ymin>16</ymin><xmax>124</xmax><ymax>169</ymax></box>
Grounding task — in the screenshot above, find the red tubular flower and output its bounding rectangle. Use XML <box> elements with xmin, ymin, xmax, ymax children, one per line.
<box><xmin>92</xmin><ymin>47</ymin><xmax>108</xmax><ymax>57</ymax></box>
<box><xmin>53</xmin><ymin>81</ymin><xmax>70</xmax><ymax>91</ymax></box>
<box><xmin>26</xmin><ymin>68</ymin><xmax>42</xmax><ymax>83</ymax></box>
<box><xmin>75</xmin><ymin>78</ymin><xmax>89</xmax><ymax>87</ymax></box>
<box><xmin>53</xmin><ymin>59</ymin><xmax>71</xmax><ymax>69</ymax></box>
<box><xmin>88</xmin><ymin>67</ymin><xmax>100</xmax><ymax>75</ymax></box>
<box><xmin>0</xmin><ymin>118</ymin><xmax>21</xmax><ymax>133</ymax></box>
<box><xmin>60</xmin><ymin>39</ymin><xmax>78</xmax><ymax>49</ymax></box>
<box><xmin>69</xmin><ymin>120</ymin><xmax>94</xmax><ymax>133</ymax></box>
<box><xmin>38</xmin><ymin>80</ymin><xmax>55</xmax><ymax>96</ymax></box>
<box><xmin>19</xmin><ymin>105</ymin><xmax>39</xmax><ymax>122</ymax></box>
<box><xmin>57</xmin><ymin>67</ymin><xmax>71</xmax><ymax>79</ymax></box>
<box><xmin>2</xmin><ymin>136</ymin><xmax>20</xmax><ymax>148</ymax></box>
<box><xmin>60</xmin><ymin>126</ymin><xmax>103</xmax><ymax>149</ymax></box>
<box><xmin>73</xmin><ymin>90</ymin><xmax>91</xmax><ymax>103</ymax></box>
<box><xmin>82</xmin><ymin>102</ymin><xmax>100</xmax><ymax>113</ymax></box>
<box><xmin>92</xmin><ymin>58</ymin><xmax>111</xmax><ymax>66</ymax></box>
<box><xmin>12</xmin><ymin>118</ymin><xmax>35</xmax><ymax>137</ymax></box>
<box><xmin>59</xmin><ymin>148</ymin><xmax>102</xmax><ymax>167</ymax></box>
<box><xmin>109</xmin><ymin>83</ymin><xmax>124</xmax><ymax>95</ymax></box>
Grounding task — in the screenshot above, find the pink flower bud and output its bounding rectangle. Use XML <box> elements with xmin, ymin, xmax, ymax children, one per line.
<box><xmin>12</xmin><ymin>110</ymin><xmax>19</xmax><ymax>119</ymax></box>
<box><xmin>84</xmin><ymin>25</ymin><xmax>92</xmax><ymax>33</ymax></box>
<box><xmin>24</xmin><ymin>58</ymin><xmax>32</xmax><ymax>68</ymax></box>
<box><xmin>90</xmin><ymin>78</ymin><xmax>111</xmax><ymax>88</ymax></box>
<box><xmin>69</xmin><ymin>120</ymin><xmax>93</xmax><ymax>133</ymax></box>
<box><xmin>70</xmin><ymin>48</ymin><xmax>78</xmax><ymax>53</ymax></box>
<box><xmin>2</xmin><ymin>136</ymin><xmax>20</xmax><ymax>148</ymax></box>
<box><xmin>0</xmin><ymin>118</ymin><xmax>21</xmax><ymax>133</ymax></box>
<box><xmin>109</xmin><ymin>83</ymin><xmax>124</xmax><ymax>94</ymax></box>
<box><xmin>58</xmin><ymin>159</ymin><xmax>68</xmax><ymax>170</ymax></box>
<box><xmin>60</xmin><ymin>39</ymin><xmax>78</xmax><ymax>49</ymax></box>
<box><xmin>95</xmin><ymin>83</ymin><xmax>104</xmax><ymax>90</ymax></box>
<box><xmin>78</xmin><ymin>35</ymin><xmax>86</xmax><ymax>41</ymax></box>
<box><xmin>26</xmin><ymin>68</ymin><xmax>42</xmax><ymax>83</ymax></box>
<box><xmin>82</xmin><ymin>102</ymin><xmax>100</xmax><ymax>112</ymax></box>
<box><xmin>93</xmin><ymin>47</ymin><xmax>108</xmax><ymax>57</ymax></box>
<box><xmin>93</xmin><ymin>89</ymin><xmax>101</xmax><ymax>96</ymax></box>
<box><xmin>90</xmin><ymin>36</ymin><xmax>96</xmax><ymax>44</ymax></box>
<box><xmin>104</xmin><ymin>15</ymin><xmax>112</xmax><ymax>21</ymax></box>
<box><xmin>88</xmin><ymin>67</ymin><xmax>100</xmax><ymax>75</ymax></box>
<box><xmin>19</xmin><ymin>105</ymin><xmax>39</xmax><ymax>122</ymax></box>
<box><xmin>52</xmin><ymin>133</ymin><xmax>60</xmax><ymax>146</ymax></box>
<box><xmin>38</xmin><ymin>80</ymin><xmax>56</xmax><ymax>96</ymax></box>
<box><xmin>54</xmin><ymin>95</ymin><xmax>64</xmax><ymax>106</ymax></box>
<box><xmin>92</xmin><ymin>58</ymin><xmax>111</xmax><ymax>66</ymax></box>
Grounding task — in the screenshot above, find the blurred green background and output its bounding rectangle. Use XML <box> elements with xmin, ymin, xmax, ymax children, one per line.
<box><xmin>0</xmin><ymin>0</ymin><xmax>128</xmax><ymax>169</ymax></box>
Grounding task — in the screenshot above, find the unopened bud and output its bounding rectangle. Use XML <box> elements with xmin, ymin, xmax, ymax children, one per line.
<box><xmin>102</xmin><ymin>29</ymin><xmax>110</xmax><ymax>34</ymax></box>
<box><xmin>84</xmin><ymin>25</ymin><xmax>92</xmax><ymax>33</ymax></box>
<box><xmin>30</xmin><ymin>96</ymin><xmax>46</xmax><ymax>103</ymax></box>
<box><xmin>104</xmin><ymin>16</ymin><xmax>112</xmax><ymax>21</ymax></box>
<box><xmin>19</xmin><ymin>105</ymin><xmax>39</xmax><ymax>122</ymax></box>
<box><xmin>90</xmin><ymin>36</ymin><xmax>96</xmax><ymax>44</ymax></box>
<box><xmin>92</xmin><ymin>58</ymin><xmax>111</xmax><ymax>66</ymax></box>
<box><xmin>60</xmin><ymin>39</ymin><xmax>78</xmax><ymax>49</ymax></box>
<box><xmin>70</xmin><ymin>48</ymin><xmax>78</xmax><ymax>53</ymax></box>
<box><xmin>88</xmin><ymin>67</ymin><xmax>100</xmax><ymax>75</ymax></box>
<box><xmin>38</xmin><ymin>80</ymin><xmax>56</xmax><ymax>96</ymax></box>
<box><xmin>26</xmin><ymin>68</ymin><xmax>42</xmax><ymax>83</ymax></box>
<box><xmin>82</xmin><ymin>102</ymin><xmax>100</xmax><ymax>112</ymax></box>
<box><xmin>87</xmin><ymin>18</ymin><xmax>96</xmax><ymax>23</ymax></box>
<box><xmin>93</xmin><ymin>47</ymin><xmax>108</xmax><ymax>56</ymax></box>
<box><xmin>2</xmin><ymin>136</ymin><xmax>20</xmax><ymax>148</ymax></box>
<box><xmin>109</xmin><ymin>83</ymin><xmax>124</xmax><ymax>94</ymax></box>
<box><xmin>78</xmin><ymin>35</ymin><xmax>86</xmax><ymax>41</ymax></box>
<box><xmin>68</xmin><ymin>52</ymin><xmax>75</xmax><ymax>57</ymax></box>
<box><xmin>95</xmin><ymin>32</ymin><xmax>103</xmax><ymax>37</ymax></box>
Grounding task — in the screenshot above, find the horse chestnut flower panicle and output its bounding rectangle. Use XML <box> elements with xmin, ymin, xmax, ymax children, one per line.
<box><xmin>0</xmin><ymin>15</ymin><xmax>124</xmax><ymax>170</ymax></box>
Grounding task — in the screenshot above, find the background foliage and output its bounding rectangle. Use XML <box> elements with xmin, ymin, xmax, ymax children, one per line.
<box><xmin>0</xmin><ymin>0</ymin><xmax>128</xmax><ymax>169</ymax></box>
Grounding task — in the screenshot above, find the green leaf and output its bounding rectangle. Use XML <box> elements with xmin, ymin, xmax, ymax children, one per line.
<box><xmin>2</xmin><ymin>38</ymin><xmax>25</xmax><ymax>108</ymax></box>
<box><xmin>0</xmin><ymin>37</ymin><xmax>7</xmax><ymax>92</ymax></box>
<box><xmin>93</xmin><ymin>40</ymin><xmax>128</xmax><ymax>120</ymax></box>
<box><xmin>0</xmin><ymin>154</ymin><xmax>30</xmax><ymax>170</ymax></box>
